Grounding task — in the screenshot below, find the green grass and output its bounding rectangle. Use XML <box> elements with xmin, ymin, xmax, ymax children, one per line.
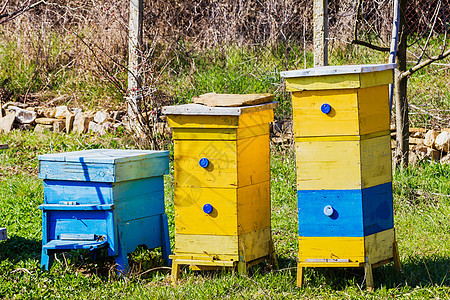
<box><xmin>1</xmin><ymin>131</ymin><xmax>450</xmax><ymax>298</ymax></box>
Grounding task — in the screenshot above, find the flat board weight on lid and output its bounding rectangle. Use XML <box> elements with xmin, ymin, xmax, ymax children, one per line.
<box><xmin>192</xmin><ymin>93</ymin><xmax>273</xmax><ymax>107</ymax></box>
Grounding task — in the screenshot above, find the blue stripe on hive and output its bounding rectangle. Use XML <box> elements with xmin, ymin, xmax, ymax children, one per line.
<box><xmin>298</xmin><ymin>182</ymin><xmax>393</xmax><ymax>237</ymax></box>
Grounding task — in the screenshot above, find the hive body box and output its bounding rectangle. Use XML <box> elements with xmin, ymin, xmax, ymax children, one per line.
<box><xmin>38</xmin><ymin>149</ymin><xmax>171</xmax><ymax>271</ymax></box>
<box><xmin>281</xmin><ymin>64</ymin><xmax>401</xmax><ymax>290</ymax></box>
<box><xmin>163</xmin><ymin>101</ymin><xmax>277</xmax><ymax>282</ymax></box>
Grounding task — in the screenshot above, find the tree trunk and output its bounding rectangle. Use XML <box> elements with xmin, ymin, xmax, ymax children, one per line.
<box><xmin>394</xmin><ymin>0</ymin><xmax>409</xmax><ymax>168</ymax></box>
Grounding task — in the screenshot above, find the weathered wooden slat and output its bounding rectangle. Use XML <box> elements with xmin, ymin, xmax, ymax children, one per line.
<box><xmin>172</xmin><ymin>124</ymin><xmax>269</xmax><ymax>140</ymax></box>
<box><xmin>192</xmin><ymin>93</ymin><xmax>273</xmax><ymax>107</ymax></box>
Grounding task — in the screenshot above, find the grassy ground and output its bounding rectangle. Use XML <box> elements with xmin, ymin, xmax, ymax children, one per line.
<box><xmin>0</xmin><ymin>131</ymin><xmax>449</xmax><ymax>299</ymax></box>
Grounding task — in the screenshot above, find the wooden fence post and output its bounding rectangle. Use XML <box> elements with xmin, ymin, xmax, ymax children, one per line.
<box><xmin>313</xmin><ymin>0</ymin><xmax>328</xmax><ymax>67</ymax></box>
<box><xmin>127</xmin><ymin>0</ymin><xmax>143</xmax><ymax>132</ymax></box>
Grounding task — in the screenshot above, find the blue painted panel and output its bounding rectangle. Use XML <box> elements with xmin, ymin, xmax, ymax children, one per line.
<box><xmin>362</xmin><ymin>182</ymin><xmax>394</xmax><ymax>236</ymax></box>
<box><xmin>114</xmin><ymin>177</ymin><xmax>165</xmax><ymax>222</ymax></box>
<box><xmin>48</xmin><ymin>210</ymin><xmax>109</xmax><ymax>239</ymax></box>
<box><xmin>118</xmin><ymin>215</ymin><xmax>162</xmax><ymax>254</ymax></box>
<box><xmin>298</xmin><ymin>189</ymin><xmax>364</xmax><ymax>237</ymax></box>
<box><xmin>43</xmin><ymin>180</ymin><xmax>113</xmax><ymax>204</ymax></box>
<box><xmin>298</xmin><ymin>183</ymin><xmax>393</xmax><ymax>237</ymax></box>
<box><xmin>39</xmin><ymin>153</ymin><xmax>169</xmax><ymax>182</ymax></box>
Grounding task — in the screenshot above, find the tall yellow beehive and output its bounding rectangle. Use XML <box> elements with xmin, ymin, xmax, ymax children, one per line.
<box><xmin>163</xmin><ymin>94</ymin><xmax>277</xmax><ymax>282</ymax></box>
<box><xmin>281</xmin><ymin>64</ymin><xmax>401</xmax><ymax>290</ymax></box>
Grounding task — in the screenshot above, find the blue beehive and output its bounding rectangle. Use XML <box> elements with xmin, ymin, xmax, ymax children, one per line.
<box><xmin>38</xmin><ymin>149</ymin><xmax>171</xmax><ymax>272</ymax></box>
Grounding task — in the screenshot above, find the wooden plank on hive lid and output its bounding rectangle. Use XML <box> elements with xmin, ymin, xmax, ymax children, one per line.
<box><xmin>192</xmin><ymin>93</ymin><xmax>273</xmax><ymax>107</ymax></box>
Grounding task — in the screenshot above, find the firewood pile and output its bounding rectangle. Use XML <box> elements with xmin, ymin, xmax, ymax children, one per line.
<box><xmin>391</xmin><ymin>126</ymin><xmax>450</xmax><ymax>165</ymax></box>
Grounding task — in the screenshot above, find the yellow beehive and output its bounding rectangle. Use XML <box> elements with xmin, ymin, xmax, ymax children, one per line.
<box><xmin>281</xmin><ymin>64</ymin><xmax>401</xmax><ymax>290</ymax></box>
<box><xmin>163</xmin><ymin>96</ymin><xmax>277</xmax><ymax>282</ymax></box>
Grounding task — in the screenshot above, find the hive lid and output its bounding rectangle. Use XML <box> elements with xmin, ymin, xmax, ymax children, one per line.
<box><xmin>162</xmin><ymin>101</ymin><xmax>278</xmax><ymax>116</ymax></box>
<box><xmin>192</xmin><ymin>93</ymin><xmax>273</xmax><ymax>107</ymax></box>
<box><xmin>38</xmin><ymin>149</ymin><xmax>169</xmax><ymax>164</ymax></box>
<box><xmin>280</xmin><ymin>63</ymin><xmax>396</xmax><ymax>78</ymax></box>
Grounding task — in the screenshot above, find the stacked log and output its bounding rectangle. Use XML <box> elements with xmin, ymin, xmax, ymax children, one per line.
<box><xmin>391</xmin><ymin>126</ymin><xmax>450</xmax><ymax>165</ymax></box>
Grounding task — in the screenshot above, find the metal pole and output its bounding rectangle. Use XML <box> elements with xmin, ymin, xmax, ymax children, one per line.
<box><xmin>313</xmin><ymin>0</ymin><xmax>328</xmax><ymax>67</ymax></box>
<box><xmin>389</xmin><ymin>0</ymin><xmax>400</xmax><ymax>113</ymax></box>
<box><xmin>127</xmin><ymin>0</ymin><xmax>143</xmax><ymax>131</ymax></box>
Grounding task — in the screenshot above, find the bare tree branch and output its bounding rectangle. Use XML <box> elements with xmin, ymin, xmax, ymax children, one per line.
<box><xmin>351</xmin><ymin>39</ymin><xmax>390</xmax><ymax>52</ymax></box>
<box><xmin>0</xmin><ymin>0</ymin><xmax>44</xmax><ymax>25</ymax></box>
<box><xmin>0</xmin><ymin>0</ymin><xmax>8</xmax><ymax>16</ymax></box>
<box><xmin>400</xmin><ymin>48</ymin><xmax>450</xmax><ymax>79</ymax></box>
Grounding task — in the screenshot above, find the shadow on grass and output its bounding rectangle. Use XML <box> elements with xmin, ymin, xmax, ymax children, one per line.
<box><xmin>0</xmin><ymin>235</ymin><xmax>41</xmax><ymax>263</ymax></box>
<box><xmin>302</xmin><ymin>255</ymin><xmax>450</xmax><ymax>289</ymax></box>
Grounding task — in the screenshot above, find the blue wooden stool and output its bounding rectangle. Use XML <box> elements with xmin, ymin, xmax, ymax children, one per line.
<box><xmin>38</xmin><ymin>149</ymin><xmax>171</xmax><ymax>272</ymax></box>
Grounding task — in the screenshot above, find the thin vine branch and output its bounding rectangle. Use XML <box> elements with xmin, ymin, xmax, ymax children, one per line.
<box><xmin>400</xmin><ymin>48</ymin><xmax>450</xmax><ymax>78</ymax></box>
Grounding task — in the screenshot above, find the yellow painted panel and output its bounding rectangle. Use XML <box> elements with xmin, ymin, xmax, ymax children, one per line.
<box><xmin>238</xmin><ymin>109</ymin><xmax>274</xmax><ymax>128</ymax></box>
<box><xmin>174</xmin><ymin>140</ymin><xmax>237</xmax><ymax>188</ymax></box>
<box><xmin>359</xmin><ymin>70</ymin><xmax>393</xmax><ymax>88</ymax></box>
<box><xmin>239</xmin><ymin>227</ymin><xmax>271</xmax><ymax>262</ymax></box>
<box><xmin>237</xmin><ymin>134</ymin><xmax>270</xmax><ymax>186</ymax></box>
<box><xmin>364</xmin><ymin>229</ymin><xmax>395</xmax><ymax>264</ymax></box>
<box><xmin>360</xmin><ymin>135</ymin><xmax>392</xmax><ymax>189</ymax></box>
<box><xmin>175</xmin><ymin>234</ymin><xmax>239</xmax><ymax>260</ymax></box>
<box><xmin>358</xmin><ymin>85</ymin><xmax>390</xmax><ymax>135</ymax></box>
<box><xmin>167</xmin><ymin>115</ymin><xmax>239</xmax><ymax>129</ymax></box>
<box><xmin>286</xmin><ymin>70</ymin><xmax>393</xmax><ymax>91</ymax></box>
<box><xmin>174</xmin><ymin>229</ymin><xmax>271</xmax><ymax>263</ymax></box>
<box><xmin>295</xmin><ymin>140</ymin><xmax>362</xmax><ymax>190</ymax></box>
<box><xmin>292</xmin><ymin>87</ymin><xmax>390</xmax><ymax>137</ymax></box>
<box><xmin>294</xmin><ymin>130</ymin><xmax>390</xmax><ymax>142</ymax></box>
<box><xmin>292</xmin><ymin>89</ymin><xmax>360</xmax><ymax>137</ymax></box>
<box><xmin>172</xmin><ymin>124</ymin><xmax>269</xmax><ymax>140</ymax></box>
<box><xmin>296</xmin><ymin>136</ymin><xmax>392</xmax><ymax>190</ymax></box>
<box><xmin>298</xmin><ymin>237</ymin><xmax>365</xmax><ymax>263</ymax></box>
<box><xmin>286</xmin><ymin>73</ymin><xmax>361</xmax><ymax>91</ymax></box>
<box><xmin>174</xmin><ymin>187</ymin><xmax>237</xmax><ymax>235</ymax></box>
<box><xmin>237</xmin><ymin>182</ymin><xmax>271</xmax><ymax>234</ymax></box>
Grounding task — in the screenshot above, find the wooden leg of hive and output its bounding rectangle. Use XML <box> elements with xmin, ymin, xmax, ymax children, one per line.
<box><xmin>160</xmin><ymin>213</ymin><xmax>172</xmax><ymax>266</ymax></box>
<box><xmin>171</xmin><ymin>262</ymin><xmax>181</xmax><ymax>285</ymax></box>
<box><xmin>238</xmin><ymin>261</ymin><xmax>247</xmax><ymax>275</ymax></box>
<box><xmin>269</xmin><ymin>238</ymin><xmax>278</xmax><ymax>269</ymax></box>
<box><xmin>393</xmin><ymin>240</ymin><xmax>402</xmax><ymax>273</ymax></box>
<box><xmin>296</xmin><ymin>265</ymin><xmax>304</xmax><ymax>288</ymax></box>
<box><xmin>40</xmin><ymin>249</ymin><xmax>53</xmax><ymax>270</ymax></box>
<box><xmin>365</xmin><ymin>263</ymin><xmax>374</xmax><ymax>291</ymax></box>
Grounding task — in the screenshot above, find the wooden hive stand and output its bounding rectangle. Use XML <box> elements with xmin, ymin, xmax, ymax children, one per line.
<box><xmin>281</xmin><ymin>64</ymin><xmax>402</xmax><ymax>290</ymax></box>
<box><xmin>163</xmin><ymin>94</ymin><xmax>278</xmax><ymax>283</ymax></box>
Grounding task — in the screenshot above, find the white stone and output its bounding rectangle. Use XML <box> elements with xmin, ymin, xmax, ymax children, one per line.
<box><xmin>53</xmin><ymin>120</ymin><xmax>66</xmax><ymax>133</ymax></box>
<box><xmin>34</xmin><ymin>124</ymin><xmax>53</xmax><ymax>133</ymax></box>
<box><xmin>0</xmin><ymin>113</ymin><xmax>15</xmax><ymax>133</ymax></box>
<box><xmin>424</xmin><ymin>130</ymin><xmax>439</xmax><ymax>148</ymax></box>
<box><xmin>435</xmin><ymin>132</ymin><xmax>450</xmax><ymax>152</ymax></box>
<box><xmin>6</xmin><ymin>106</ymin><xmax>37</xmax><ymax>124</ymax></box>
<box><xmin>66</xmin><ymin>114</ymin><xmax>75</xmax><ymax>133</ymax></box>
<box><xmin>73</xmin><ymin>113</ymin><xmax>93</xmax><ymax>134</ymax></box>
<box><xmin>94</xmin><ymin>111</ymin><xmax>109</xmax><ymax>124</ymax></box>
<box><xmin>88</xmin><ymin>121</ymin><xmax>105</xmax><ymax>135</ymax></box>
<box><xmin>440</xmin><ymin>154</ymin><xmax>450</xmax><ymax>164</ymax></box>
<box><xmin>55</xmin><ymin>106</ymin><xmax>72</xmax><ymax>119</ymax></box>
